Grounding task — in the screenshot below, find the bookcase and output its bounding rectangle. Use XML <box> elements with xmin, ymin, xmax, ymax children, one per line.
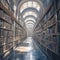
<box><xmin>33</xmin><ymin>0</ymin><xmax>60</xmax><ymax>60</ymax></box>
<box><xmin>0</xmin><ymin>0</ymin><xmax>27</xmax><ymax>60</ymax></box>
<box><xmin>0</xmin><ymin>11</ymin><xmax>13</xmax><ymax>60</ymax></box>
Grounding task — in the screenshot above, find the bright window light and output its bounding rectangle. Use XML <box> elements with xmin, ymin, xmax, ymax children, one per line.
<box><xmin>23</xmin><ymin>11</ymin><xmax>37</xmax><ymax>18</ymax></box>
<box><xmin>33</xmin><ymin>2</ymin><xmax>37</xmax><ymax>8</ymax></box>
<box><xmin>24</xmin><ymin>17</ymin><xmax>36</xmax><ymax>23</ymax></box>
<box><xmin>28</xmin><ymin>1</ymin><xmax>33</xmax><ymax>7</ymax></box>
<box><xmin>20</xmin><ymin>2</ymin><xmax>28</xmax><ymax>12</ymax></box>
<box><xmin>33</xmin><ymin>2</ymin><xmax>40</xmax><ymax>11</ymax></box>
<box><xmin>20</xmin><ymin>1</ymin><xmax>40</xmax><ymax>13</ymax></box>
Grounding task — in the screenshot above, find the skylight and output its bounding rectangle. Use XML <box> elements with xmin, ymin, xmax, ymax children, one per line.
<box><xmin>23</xmin><ymin>11</ymin><xmax>37</xmax><ymax>18</ymax></box>
<box><xmin>20</xmin><ymin>1</ymin><xmax>40</xmax><ymax>13</ymax></box>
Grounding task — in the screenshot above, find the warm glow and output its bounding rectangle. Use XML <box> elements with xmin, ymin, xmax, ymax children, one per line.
<box><xmin>15</xmin><ymin>46</ymin><xmax>32</xmax><ymax>52</ymax></box>
<box><xmin>20</xmin><ymin>1</ymin><xmax>40</xmax><ymax>13</ymax></box>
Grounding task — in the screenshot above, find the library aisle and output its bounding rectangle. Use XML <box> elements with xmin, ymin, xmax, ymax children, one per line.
<box><xmin>0</xmin><ymin>0</ymin><xmax>60</xmax><ymax>60</ymax></box>
<box><xmin>10</xmin><ymin>37</ymin><xmax>49</xmax><ymax>60</ymax></box>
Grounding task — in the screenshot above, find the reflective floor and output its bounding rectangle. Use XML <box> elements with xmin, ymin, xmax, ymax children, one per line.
<box><xmin>10</xmin><ymin>37</ymin><xmax>49</xmax><ymax>60</ymax></box>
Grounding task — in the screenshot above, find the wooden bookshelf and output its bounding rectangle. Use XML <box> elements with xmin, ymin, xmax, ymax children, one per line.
<box><xmin>33</xmin><ymin>0</ymin><xmax>60</xmax><ymax>59</ymax></box>
<box><xmin>0</xmin><ymin>1</ymin><xmax>26</xmax><ymax>60</ymax></box>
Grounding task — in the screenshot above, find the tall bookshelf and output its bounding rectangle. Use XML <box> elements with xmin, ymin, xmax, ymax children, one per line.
<box><xmin>56</xmin><ymin>0</ymin><xmax>60</xmax><ymax>56</ymax></box>
<box><xmin>0</xmin><ymin>1</ymin><xmax>13</xmax><ymax>59</ymax></box>
<box><xmin>33</xmin><ymin>0</ymin><xmax>60</xmax><ymax>60</ymax></box>
<box><xmin>0</xmin><ymin>0</ymin><xmax>26</xmax><ymax>60</ymax></box>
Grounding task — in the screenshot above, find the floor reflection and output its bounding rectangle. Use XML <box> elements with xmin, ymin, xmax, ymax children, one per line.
<box><xmin>11</xmin><ymin>37</ymin><xmax>49</xmax><ymax>60</ymax></box>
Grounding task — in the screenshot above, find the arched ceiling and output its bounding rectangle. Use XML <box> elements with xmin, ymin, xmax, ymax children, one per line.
<box><xmin>25</xmin><ymin>20</ymin><xmax>36</xmax><ymax>23</ymax></box>
<box><xmin>17</xmin><ymin>0</ymin><xmax>44</xmax><ymax>31</ymax></box>
<box><xmin>20</xmin><ymin>1</ymin><xmax>40</xmax><ymax>13</ymax></box>
<box><xmin>24</xmin><ymin>17</ymin><xmax>36</xmax><ymax>23</ymax></box>
<box><xmin>21</xmin><ymin>8</ymin><xmax>39</xmax><ymax>15</ymax></box>
<box><xmin>23</xmin><ymin>11</ymin><xmax>37</xmax><ymax>18</ymax></box>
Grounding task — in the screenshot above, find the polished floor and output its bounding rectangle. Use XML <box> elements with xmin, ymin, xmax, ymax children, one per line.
<box><xmin>10</xmin><ymin>37</ymin><xmax>49</xmax><ymax>60</ymax></box>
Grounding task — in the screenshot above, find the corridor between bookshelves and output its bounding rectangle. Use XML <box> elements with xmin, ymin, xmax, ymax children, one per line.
<box><xmin>0</xmin><ymin>0</ymin><xmax>60</xmax><ymax>60</ymax></box>
<box><xmin>11</xmin><ymin>37</ymin><xmax>49</xmax><ymax>60</ymax></box>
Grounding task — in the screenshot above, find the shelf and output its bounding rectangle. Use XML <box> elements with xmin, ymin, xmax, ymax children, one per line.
<box><xmin>0</xmin><ymin>41</ymin><xmax>13</xmax><ymax>46</ymax></box>
<box><xmin>0</xmin><ymin>2</ymin><xmax>15</xmax><ymax>20</ymax></box>
<box><xmin>0</xmin><ymin>14</ymin><xmax>12</xmax><ymax>25</ymax></box>
<box><xmin>35</xmin><ymin>2</ymin><xmax>53</xmax><ymax>29</ymax></box>
<box><xmin>0</xmin><ymin>2</ymin><xmax>25</xmax><ymax>30</ymax></box>
<box><xmin>0</xmin><ymin>46</ymin><xmax>13</xmax><ymax>57</ymax></box>
<box><xmin>42</xmin><ymin>3</ymin><xmax>53</xmax><ymax>21</ymax></box>
<box><xmin>3</xmin><ymin>46</ymin><xmax>13</xmax><ymax>57</ymax></box>
<box><xmin>0</xmin><ymin>1</ymin><xmax>26</xmax><ymax>59</ymax></box>
<box><xmin>0</xmin><ymin>28</ymin><xmax>12</xmax><ymax>31</ymax></box>
<box><xmin>40</xmin><ymin>43</ymin><xmax>58</xmax><ymax>55</ymax></box>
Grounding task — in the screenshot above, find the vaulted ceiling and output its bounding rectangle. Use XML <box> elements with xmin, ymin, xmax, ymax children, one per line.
<box><xmin>13</xmin><ymin>0</ymin><xmax>50</xmax><ymax>31</ymax></box>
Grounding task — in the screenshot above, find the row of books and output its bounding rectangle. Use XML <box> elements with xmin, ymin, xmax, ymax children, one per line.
<box><xmin>0</xmin><ymin>30</ymin><xmax>13</xmax><ymax>44</ymax></box>
<box><xmin>37</xmin><ymin>2</ymin><xmax>59</xmax><ymax>53</ymax></box>
<box><xmin>0</xmin><ymin>0</ymin><xmax>22</xmax><ymax>59</ymax></box>
<box><xmin>0</xmin><ymin>0</ymin><xmax>14</xmax><ymax>12</ymax></box>
<box><xmin>43</xmin><ymin>3</ymin><xmax>55</xmax><ymax>22</ymax></box>
<box><xmin>0</xmin><ymin>9</ymin><xmax>12</xmax><ymax>24</ymax></box>
<box><xmin>41</xmin><ymin>32</ymin><xmax>58</xmax><ymax>52</ymax></box>
<box><xmin>47</xmin><ymin>15</ymin><xmax>56</xmax><ymax>27</ymax></box>
<box><xmin>0</xmin><ymin>19</ymin><xmax>12</xmax><ymax>30</ymax></box>
<box><xmin>43</xmin><ymin>24</ymin><xmax>56</xmax><ymax>34</ymax></box>
<box><xmin>33</xmin><ymin>0</ymin><xmax>60</xmax><ymax>59</ymax></box>
<box><xmin>0</xmin><ymin>11</ymin><xmax>13</xmax><ymax>58</ymax></box>
<box><xmin>47</xmin><ymin>42</ymin><xmax>58</xmax><ymax>52</ymax></box>
<box><xmin>48</xmin><ymin>5</ymin><xmax>55</xmax><ymax>18</ymax></box>
<box><xmin>0</xmin><ymin>43</ymin><xmax>13</xmax><ymax>54</ymax></box>
<box><xmin>42</xmin><ymin>0</ymin><xmax>52</xmax><ymax>9</ymax></box>
<box><xmin>43</xmin><ymin>16</ymin><xmax>56</xmax><ymax>30</ymax></box>
<box><xmin>48</xmin><ymin>24</ymin><xmax>56</xmax><ymax>34</ymax></box>
<box><xmin>42</xmin><ymin>32</ymin><xmax>57</xmax><ymax>42</ymax></box>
